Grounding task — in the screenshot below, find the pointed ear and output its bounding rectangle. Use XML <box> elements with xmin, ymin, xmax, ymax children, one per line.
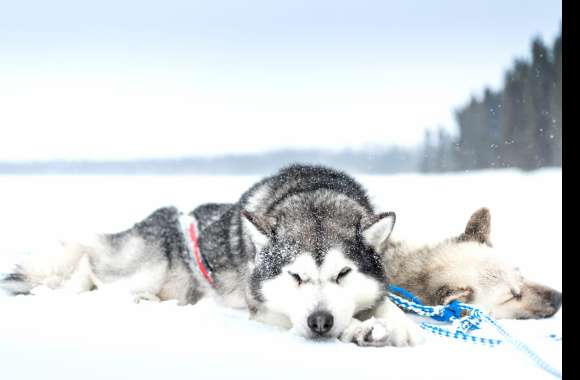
<box><xmin>361</xmin><ymin>212</ymin><xmax>396</xmax><ymax>251</ymax></box>
<box><xmin>241</xmin><ymin>210</ymin><xmax>276</xmax><ymax>252</ymax></box>
<box><xmin>459</xmin><ymin>207</ymin><xmax>491</xmax><ymax>245</ymax></box>
<box><xmin>435</xmin><ymin>286</ymin><xmax>474</xmax><ymax>305</ymax></box>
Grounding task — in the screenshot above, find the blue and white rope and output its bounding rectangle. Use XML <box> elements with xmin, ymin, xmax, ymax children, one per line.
<box><xmin>387</xmin><ymin>285</ymin><xmax>562</xmax><ymax>378</ymax></box>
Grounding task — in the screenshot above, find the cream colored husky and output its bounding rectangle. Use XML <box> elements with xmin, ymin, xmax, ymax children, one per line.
<box><xmin>383</xmin><ymin>208</ymin><xmax>562</xmax><ymax>319</ymax></box>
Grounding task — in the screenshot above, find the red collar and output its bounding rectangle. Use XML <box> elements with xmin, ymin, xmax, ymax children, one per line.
<box><xmin>184</xmin><ymin>218</ymin><xmax>214</xmax><ymax>287</ymax></box>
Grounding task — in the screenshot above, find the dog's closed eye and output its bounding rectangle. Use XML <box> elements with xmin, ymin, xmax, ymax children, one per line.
<box><xmin>511</xmin><ymin>290</ymin><xmax>523</xmax><ymax>301</ymax></box>
<box><xmin>288</xmin><ymin>271</ymin><xmax>303</xmax><ymax>286</ymax></box>
<box><xmin>503</xmin><ymin>290</ymin><xmax>522</xmax><ymax>304</ymax></box>
<box><xmin>336</xmin><ymin>267</ymin><xmax>352</xmax><ymax>284</ymax></box>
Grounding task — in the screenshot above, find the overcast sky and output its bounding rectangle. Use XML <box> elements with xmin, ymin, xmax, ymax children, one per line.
<box><xmin>0</xmin><ymin>0</ymin><xmax>562</xmax><ymax>161</ymax></box>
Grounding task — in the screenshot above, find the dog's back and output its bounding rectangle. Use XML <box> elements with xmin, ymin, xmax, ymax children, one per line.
<box><xmin>194</xmin><ymin>164</ymin><xmax>377</xmax><ymax>275</ymax></box>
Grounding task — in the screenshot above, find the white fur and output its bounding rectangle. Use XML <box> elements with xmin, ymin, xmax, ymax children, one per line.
<box><xmin>87</xmin><ymin>236</ymin><xmax>170</xmax><ymax>300</ymax></box>
<box><xmin>251</xmin><ymin>309</ymin><xmax>292</xmax><ymax>330</ymax></box>
<box><xmin>385</xmin><ymin>237</ymin><xmax>561</xmax><ymax>319</ymax></box>
<box><xmin>338</xmin><ymin>297</ymin><xmax>425</xmax><ymax>347</ymax></box>
<box><xmin>158</xmin><ymin>262</ymin><xmax>198</xmax><ymax>305</ymax></box>
<box><xmin>244</xmin><ymin>184</ymin><xmax>271</xmax><ymax>213</ymax></box>
<box><xmin>16</xmin><ymin>239</ymin><xmax>96</xmax><ymax>290</ymax></box>
<box><xmin>259</xmin><ymin>247</ymin><xmax>385</xmax><ymax>340</ymax></box>
<box><xmin>215</xmin><ymin>270</ymin><xmax>247</xmax><ymax>309</ymax></box>
<box><xmin>58</xmin><ymin>254</ymin><xmax>94</xmax><ymax>293</ymax></box>
<box><xmin>242</xmin><ymin>216</ymin><xmax>269</xmax><ymax>253</ymax></box>
<box><xmin>17</xmin><ymin>234</ymin><xmax>187</xmax><ymax>303</ymax></box>
<box><xmin>428</xmin><ymin>241</ymin><xmax>522</xmax><ymax>313</ymax></box>
<box><xmin>363</xmin><ymin>215</ymin><xmax>395</xmax><ymax>251</ymax></box>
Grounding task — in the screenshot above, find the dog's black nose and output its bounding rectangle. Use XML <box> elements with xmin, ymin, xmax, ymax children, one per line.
<box><xmin>307</xmin><ymin>311</ymin><xmax>334</xmax><ymax>335</ymax></box>
<box><xmin>551</xmin><ymin>291</ymin><xmax>562</xmax><ymax>310</ymax></box>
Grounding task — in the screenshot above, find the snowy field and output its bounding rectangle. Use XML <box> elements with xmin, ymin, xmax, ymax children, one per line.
<box><xmin>0</xmin><ymin>169</ymin><xmax>562</xmax><ymax>379</ymax></box>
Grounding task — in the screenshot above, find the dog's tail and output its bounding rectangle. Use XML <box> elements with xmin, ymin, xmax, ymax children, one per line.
<box><xmin>0</xmin><ymin>267</ymin><xmax>34</xmax><ymax>294</ymax></box>
<box><xmin>0</xmin><ymin>240</ymin><xmax>93</xmax><ymax>295</ymax></box>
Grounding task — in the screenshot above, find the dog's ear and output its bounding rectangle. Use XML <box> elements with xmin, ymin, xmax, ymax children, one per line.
<box><xmin>361</xmin><ymin>212</ymin><xmax>396</xmax><ymax>251</ymax></box>
<box><xmin>435</xmin><ymin>286</ymin><xmax>474</xmax><ymax>305</ymax></box>
<box><xmin>241</xmin><ymin>210</ymin><xmax>276</xmax><ymax>252</ymax></box>
<box><xmin>458</xmin><ymin>207</ymin><xmax>491</xmax><ymax>245</ymax></box>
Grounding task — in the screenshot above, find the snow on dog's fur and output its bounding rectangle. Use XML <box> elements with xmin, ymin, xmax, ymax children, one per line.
<box><xmin>0</xmin><ymin>165</ymin><xmax>424</xmax><ymax>347</ymax></box>
<box><xmin>384</xmin><ymin>208</ymin><xmax>562</xmax><ymax>319</ymax></box>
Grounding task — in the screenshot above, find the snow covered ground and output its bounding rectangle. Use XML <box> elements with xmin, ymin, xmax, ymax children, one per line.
<box><xmin>0</xmin><ymin>169</ymin><xmax>562</xmax><ymax>379</ymax></box>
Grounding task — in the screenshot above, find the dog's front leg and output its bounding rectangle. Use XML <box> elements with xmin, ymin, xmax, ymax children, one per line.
<box><xmin>340</xmin><ymin>298</ymin><xmax>425</xmax><ymax>347</ymax></box>
<box><xmin>250</xmin><ymin>308</ymin><xmax>293</xmax><ymax>330</ymax></box>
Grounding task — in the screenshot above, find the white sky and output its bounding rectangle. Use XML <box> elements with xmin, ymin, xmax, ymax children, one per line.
<box><xmin>0</xmin><ymin>1</ymin><xmax>562</xmax><ymax>161</ymax></box>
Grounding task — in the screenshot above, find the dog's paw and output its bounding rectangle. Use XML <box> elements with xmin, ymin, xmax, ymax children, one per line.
<box><xmin>30</xmin><ymin>285</ymin><xmax>57</xmax><ymax>296</ymax></box>
<box><xmin>343</xmin><ymin>317</ymin><xmax>425</xmax><ymax>347</ymax></box>
<box><xmin>132</xmin><ymin>293</ymin><xmax>160</xmax><ymax>304</ymax></box>
<box><xmin>353</xmin><ymin>318</ymin><xmax>391</xmax><ymax>347</ymax></box>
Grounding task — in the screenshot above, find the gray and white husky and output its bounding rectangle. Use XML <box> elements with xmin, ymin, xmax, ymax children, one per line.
<box><xmin>384</xmin><ymin>207</ymin><xmax>562</xmax><ymax>319</ymax></box>
<box><xmin>0</xmin><ymin>165</ymin><xmax>423</xmax><ymax>347</ymax></box>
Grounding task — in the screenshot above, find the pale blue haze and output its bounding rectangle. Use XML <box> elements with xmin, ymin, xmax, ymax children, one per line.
<box><xmin>0</xmin><ymin>1</ymin><xmax>562</xmax><ymax>160</ymax></box>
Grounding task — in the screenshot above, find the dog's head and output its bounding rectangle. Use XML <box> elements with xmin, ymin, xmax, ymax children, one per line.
<box><xmin>242</xmin><ymin>198</ymin><xmax>393</xmax><ymax>339</ymax></box>
<box><xmin>425</xmin><ymin>208</ymin><xmax>562</xmax><ymax>319</ymax></box>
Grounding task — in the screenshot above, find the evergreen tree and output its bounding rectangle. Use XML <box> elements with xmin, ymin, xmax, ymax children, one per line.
<box><xmin>422</xmin><ymin>25</ymin><xmax>562</xmax><ymax>172</ymax></box>
<box><xmin>434</xmin><ymin>127</ymin><xmax>455</xmax><ymax>172</ymax></box>
<box><xmin>481</xmin><ymin>88</ymin><xmax>503</xmax><ymax>168</ymax></box>
<box><xmin>456</xmin><ymin>96</ymin><xmax>488</xmax><ymax>170</ymax></box>
<box><xmin>527</xmin><ymin>37</ymin><xmax>555</xmax><ymax>168</ymax></box>
<box><xmin>500</xmin><ymin>61</ymin><xmax>532</xmax><ymax>169</ymax></box>
<box><xmin>550</xmin><ymin>28</ymin><xmax>562</xmax><ymax>166</ymax></box>
<box><xmin>420</xmin><ymin>130</ymin><xmax>434</xmax><ymax>173</ymax></box>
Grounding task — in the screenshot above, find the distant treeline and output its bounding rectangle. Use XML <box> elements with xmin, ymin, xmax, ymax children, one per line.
<box><xmin>0</xmin><ymin>147</ymin><xmax>419</xmax><ymax>175</ymax></box>
<box><xmin>422</xmin><ymin>26</ymin><xmax>562</xmax><ymax>172</ymax></box>
<box><xmin>0</xmin><ymin>28</ymin><xmax>562</xmax><ymax>176</ymax></box>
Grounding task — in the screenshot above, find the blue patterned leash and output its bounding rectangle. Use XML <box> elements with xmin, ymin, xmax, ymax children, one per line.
<box><xmin>387</xmin><ymin>285</ymin><xmax>562</xmax><ymax>378</ymax></box>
